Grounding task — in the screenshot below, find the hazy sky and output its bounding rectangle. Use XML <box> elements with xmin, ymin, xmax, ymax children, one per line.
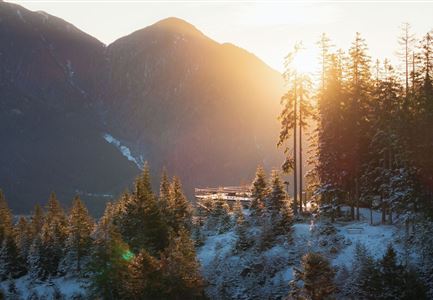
<box><xmin>10</xmin><ymin>1</ymin><xmax>433</xmax><ymax>73</ymax></box>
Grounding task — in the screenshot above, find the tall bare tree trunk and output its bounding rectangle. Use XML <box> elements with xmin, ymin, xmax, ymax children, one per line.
<box><xmin>299</xmin><ymin>85</ymin><xmax>303</xmax><ymax>214</ymax></box>
<box><xmin>293</xmin><ymin>74</ymin><xmax>298</xmax><ymax>215</ymax></box>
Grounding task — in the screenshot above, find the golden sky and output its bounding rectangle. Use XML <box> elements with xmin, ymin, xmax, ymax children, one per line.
<box><xmin>9</xmin><ymin>1</ymin><xmax>433</xmax><ymax>73</ymax></box>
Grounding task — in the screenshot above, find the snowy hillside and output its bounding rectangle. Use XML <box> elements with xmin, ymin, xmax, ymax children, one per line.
<box><xmin>197</xmin><ymin>207</ymin><xmax>404</xmax><ymax>299</ymax></box>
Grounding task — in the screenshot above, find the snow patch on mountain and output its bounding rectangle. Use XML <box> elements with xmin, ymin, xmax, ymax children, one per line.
<box><xmin>103</xmin><ymin>133</ymin><xmax>144</xmax><ymax>169</ymax></box>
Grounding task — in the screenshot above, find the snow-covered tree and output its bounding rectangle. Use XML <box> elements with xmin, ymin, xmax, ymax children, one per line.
<box><xmin>250</xmin><ymin>166</ymin><xmax>268</xmax><ymax>220</ymax></box>
<box><xmin>60</xmin><ymin>197</ymin><xmax>94</xmax><ymax>275</ymax></box>
<box><xmin>289</xmin><ymin>252</ymin><xmax>335</xmax><ymax>300</ymax></box>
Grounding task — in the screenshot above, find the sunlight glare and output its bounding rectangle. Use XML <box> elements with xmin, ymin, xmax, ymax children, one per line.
<box><xmin>292</xmin><ymin>48</ymin><xmax>317</xmax><ymax>75</ymax></box>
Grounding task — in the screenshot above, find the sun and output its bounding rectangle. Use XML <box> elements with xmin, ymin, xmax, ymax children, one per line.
<box><xmin>291</xmin><ymin>47</ymin><xmax>318</xmax><ymax>75</ymax></box>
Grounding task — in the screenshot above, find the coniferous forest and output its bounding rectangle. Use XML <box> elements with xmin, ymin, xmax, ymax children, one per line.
<box><xmin>1</xmin><ymin>1</ymin><xmax>433</xmax><ymax>298</ymax></box>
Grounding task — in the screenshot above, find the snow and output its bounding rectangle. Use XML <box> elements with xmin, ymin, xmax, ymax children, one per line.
<box><xmin>103</xmin><ymin>133</ymin><xmax>144</xmax><ymax>169</ymax></box>
<box><xmin>16</xmin><ymin>10</ymin><xmax>26</xmax><ymax>23</ymax></box>
<box><xmin>0</xmin><ymin>275</ymin><xmax>85</xmax><ymax>299</ymax></box>
<box><xmin>333</xmin><ymin>222</ymin><xmax>396</xmax><ymax>266</ymax></box>
<box><xmin>197</xmin><ymin>206</ymin><xmax>404</xmax><ymax>299</ymax></box>
<box><xmin>197</xmin><ymin>231</ymin><xmax>236</xmax><ymax>267</ymax></box>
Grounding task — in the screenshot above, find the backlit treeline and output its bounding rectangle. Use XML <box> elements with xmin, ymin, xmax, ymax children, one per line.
<box><xmin>280</xmin><ymin>25</ymin><xmax>433</xmax><ymax>223</ymax></box>
<box><xmin>0</xmin><ymin>164</ymin><xmax>205</xmax><ymax>299</ymax></box>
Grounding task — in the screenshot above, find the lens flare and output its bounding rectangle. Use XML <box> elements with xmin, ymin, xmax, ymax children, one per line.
<box><xmin>122</xmin><ymin>250</ymin><xmax>134</xmax><ymax>261</ymax></box>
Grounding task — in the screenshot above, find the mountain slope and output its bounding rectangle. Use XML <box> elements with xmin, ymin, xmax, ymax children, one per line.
<box><xmin>0</xmin><ymin>4</ymin><xmax>285</xmax><ymax>213</ymax></box>
<box><xmin>102</xmin><ymin>17</ymin><xmax>285</xmax><ymax>196</ymax></box>
<box><xmin>0</xmin><ymin>2</ymin><xmax>139</xmax><ymax>213</ymax></box>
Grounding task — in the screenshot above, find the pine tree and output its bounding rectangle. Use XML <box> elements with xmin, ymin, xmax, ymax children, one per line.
<box><xmin>0</xmin><ymin>234</ymin><xmax>26</xmax><ymax>280</ymax></box>
<box><xmin>38</xmin><ymin>192</ymin><xmax>67</xmax><ymax>278</ymax></box>
<box><xmin>289</xmin><ymin>252</ymin><xmax>335</xmax><ymax>300</ymax></box>
<box><xmin>275</xmin><ymin>202</ymin><xmax>294</xmax><ymax>241</ymax></box>
<box><xmin>27</xmin><ymin>234</ymin><xmax>44</xmax><ymax>280</ymax></box>
<box><xmin>118</xmin><ymin>163</ymin><xmax>169</xmax><ymax>254</ymax></box>
<box><xmin>0</xmin><ymin>190</ymin><xmax>13</xmax><ymax>247</ymax></box>
<box><xmin>315</xmin><ymin>50</ymin><xmax>347</xmax><ymax>222</ymax></box>
<box><xmin>158</xmin><ymin>168</ymin><xmax>172</xmax><ymax>224</ymax></box>
<box><xmin>126</xmin><ymin>249</ymin><xmax>163</xmax><ymax>299</ymax></box>
<box><xmin>233</xmin><ymin>201</ymin><xmax>252</xmax><ymax>252</ymax></box>
<box><xmin>14</xmin><ymin>217</ymin><xmax>32</xmax><ymax>265</ymax></box>
<box><xmin>87</xmin><ymin>205</ymin><xmax>130</xmax><ymax>300</ymax></box>
<box><xmin>170</xmin><ymin>177</ymin><xmax>192</xmax><ymax>233</ymax></box>
<box><xmin>266</xmin><ymin>170</ymin><xmax>287</xmax><ymax>216</ymax></box>
<box><xmin>159</xmin><ymin>229</ymin><xmax>205</xmax><ymax>299</ymax></box>
<box><xmin>60</xmin><ymin>197</ymin><xmax>94</xmax><ymax>274</ymax></box>
<box><xmin>30</xmin><ymin>204</ymin><xmax>44</xmax><ymax>239</ymax></box>
<box><xmin>345</xmin><ymin>243</ymin><xmax>382</xmax><ymax>299</ymax></box>
<box><xmin>379</xmin><ymin>245</ymin><xmax>403</xmax><ymax>299</ymax></box>
<box><xmin>249</xmin><ymin>166</ymin><xmax>268</xmax><ymax>219</ymax></box>
<box><xmin>345</xmin><ymin>32</ymin><xmax>372</xmax><ymax>220</ymax></box>
<box><xmin>208</xmin><ymin>197</ymin><xmax>231</xmax><ymax>234</ymax></box>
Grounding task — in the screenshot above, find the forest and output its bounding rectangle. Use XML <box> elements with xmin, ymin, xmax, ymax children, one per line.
<box><xmin>1</xmin><ymin>24</ymin><xmax>433</xmax><ymax>299</ymax></box>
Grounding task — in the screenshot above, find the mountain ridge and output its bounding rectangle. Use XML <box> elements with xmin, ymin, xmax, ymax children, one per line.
<box><xmin>0</xmin><ymin>1</ymin><xmax>285</xmax><ymax>214</ymax></box>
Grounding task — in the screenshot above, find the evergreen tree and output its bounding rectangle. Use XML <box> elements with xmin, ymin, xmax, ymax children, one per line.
<box><xmin>159</xmin><ymin>229</ymin><xmax>206</xmax><ymax>299</ymax></box>
<box><xmin>207</xmin><ymin>197</ymin><xmax>231</xmax><ymax>234</ymax></box>
<box><xmin>250</xmin><ymin>166</ymin><xmax>268</xmax><ymax>218</ymax></box>
<box><xmin>14</xmin><ymin>217</ymin><xmax>32</xmax><ymax>267</ymax></box>
<box><xmin>233</xmin><ymin>201</ymin><xmax>252</xmax><ymax>252</ymax></box>
<box><xmin>289</xmin><ymin>252</ymin><xmax>335</xmax><ymax>300</ymax></box>
<box><xmin>0</xmin><ymin>190</ymin><xmax>13</xmax><ymax>247</ymax></box>
<box><xmin>38</xmin><ymin>192</ymin><xmax>67</xmax><ymax>278</ymax></box>
<box><xmin>60</xmin><ymin>197</ymin><xmax>94</xmax><ymax>274</ymax></box>
<box><xmin>87</xmin><ymin>205</ymin><xmax>130</xmax><ymax>300</ymax></box>
<box><xmin>0</xmin><ymin>234</ymin><xmax>26</xmax><ymax>279</ymax></box>
<box><xmin>29</xmin><ymin>204</ymin><xmax>44</xmax><ymax>239</ymax></box>
<box><xmin>345</xmin><ymin>32</ymin><xmax>372</xmax><ymax>220</ymax></box>
<box><xmin>170</xmin><ymin>177</ymin><xmax>193</xmax><ymax>233</ymax></box>
<box><xmin>315</xmin><ymin>50</ymin><xmax>347</xmax><ymax>222</ymax></box>
<box><xmin>344</xmin><ymin>243</ymin><xmax>382</xmax><ymax>299</ymax></box>
<box><xmin>126</xmin><ymin>249</ymin><xmax>163</xmax><ymax>299</ymax></box>
<box><xmin>266</xmin><ymin>170</ymin><xmax>287</xmax><ymax>216</ymax></box>
<box><xmin>158</xmin><ymin>168</ymin><xmax>173</xmax><ymax>224</ymax></box>
<box><xmin>118</xmin><ymin>163</ymin><xmax>169</xmax><ymax>254</ymax></box>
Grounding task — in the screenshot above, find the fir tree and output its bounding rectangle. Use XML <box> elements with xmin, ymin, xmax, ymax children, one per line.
<box><xmin>233</xmin><ymin>201</ymin><xmax>252</xmax><ymax>252</ymax></box>
<box><xmin>170</xmin><ymin>177</ymin><xmax>192</xmax><ymax>233</ymax></box>
<box><xmin>118</xmin><ymin>164</ymin><xmax>169</xmax><ymax>254</ymax></box>
<box><xmin>0</xmin><ymin>234</ymin><xmax>26</xmax><ymax>280</ymax></box>
<box><xmin>60</xmin><ymin>197</ymin><xmax>94</xmax><ymax>274</ymax></box>
<box><xmin>289</xmin><ymin>252</ymin><xmax>335</xmax><ymax>300</ymax></box>
<box><xmin>266</xmin><ymin>170</ymin><xmax>287</xmax><ymax>216</ymax></box>
<box><xmin>250</xmin><ymin>166</ymin><xmax>268</xmax><ymax>219</ymax></box>
<box><xmin>87</xmin><ymin>206</ymin><xmax>130</xmax><ymax>300</ymax></box>
<box><xmin>159</xmin><ymin>229</ymin><xmax>206</xmax><ymax>300</ymax></box>
<box><xmin>38</xmin><ymin>192</ymin><xmax>67</xmax><ymax>278</ymax></box>
<box><xmin>14</xmin><ymin>217</ymin><xmax>32</xmax><ymax>266</ymax></box>
<box><xmin>0</xmin><ymin>190</ymin><xmax>13</xmax><ymax>247</ymax></box>
<box><xmin>126</xmin><ymin>249</ymin><xmax>163</xmax><ymax>299</ymax></box>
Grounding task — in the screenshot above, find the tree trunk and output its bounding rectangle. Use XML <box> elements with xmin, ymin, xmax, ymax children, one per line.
<box><xmin>293</xmin><ymin>78</ymin><xmax>298</xmax><ymax>215</ymax></box>
<box><xmin>355</xmin><ymin>178</ymin><xmax>360</xmax><ymax>221</ymax></box>
<box><xmin>299</xmin><ymin>90</ymin><xmax>303</xmax><ymax>214</ymax></box>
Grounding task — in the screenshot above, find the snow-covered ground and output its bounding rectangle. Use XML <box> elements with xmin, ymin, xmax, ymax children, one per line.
<box><xmin>197</xmin><ymin>207</ymin><xmax>404</xmax><ymax>299</ymax></box>
<box><xmin>0</xmin><ymin>275</ymin><xmax>85</xmax><ymax>299</ymax></box>
<box><xmin>2</xmin><ymin>208</ymin><xmax>403</xmax><ymax>299</ymax></box>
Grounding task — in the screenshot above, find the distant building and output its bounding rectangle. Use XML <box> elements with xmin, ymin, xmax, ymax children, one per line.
<box><xmin>195</xmin><ymin>186</ymin><xmax>252</xmax><ymax>208</ymax></box>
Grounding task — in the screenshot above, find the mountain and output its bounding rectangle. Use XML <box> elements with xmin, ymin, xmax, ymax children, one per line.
<box><xmin>102</xmin><ymin>17</ymin><xmax>284</xmax><ymax>197</ymax></box>
<box><xmin>0</xmin><ymin>2</ymin><xmax>139</xmax><ymax>214</ymax></box>
<box><xmin>0</xmin><ymin>3</ymin><xmax>285</xmax><ymax>214</ymax></box>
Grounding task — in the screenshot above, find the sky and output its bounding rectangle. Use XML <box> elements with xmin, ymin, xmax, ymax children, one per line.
<box><xmin>9</xmin><ymin>1</ymin><xmax>433</xmax><ymax>73</ymax></box>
